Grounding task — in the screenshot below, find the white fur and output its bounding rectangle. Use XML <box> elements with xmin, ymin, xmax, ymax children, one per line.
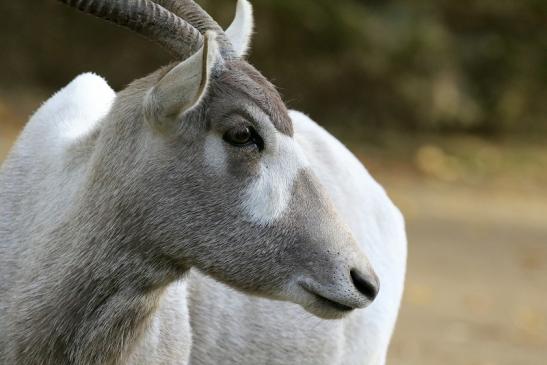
<box><xmin>26</xmin><ymin>72</ymin><xmax>115</xmax><ymax>150</ymax></box>
<box><xmin>225</xmin><ymin>0</ymin><xmax>254</xmax><ymax>57</ymax></box>
<box><xmin>1</xmin><ymin>74</ymin><xmax>116</xmax><ymax>239</ymax></box>
<box><xmin>204</xmin><ymin>134</ymin><xmax>227</xmax><ymax>174</ymax></box>
<box><xmin>242</xmin><ymin>132</ymin><xmax>309</xmax><ymax>224</ymax></box>
<box><xmin>127</xmin><ymin>281</ymin><xmax>192</xmax><ymax>365</ymax></box>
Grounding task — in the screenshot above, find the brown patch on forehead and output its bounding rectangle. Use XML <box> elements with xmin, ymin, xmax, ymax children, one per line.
<box><xmin>216</xmin><ymin>60</ymin><xmax>294</xmax><ymax>136</ymax></box>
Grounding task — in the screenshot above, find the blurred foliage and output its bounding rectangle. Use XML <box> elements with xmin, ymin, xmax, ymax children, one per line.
<box><xmin>0</xmin><ymin>0</ymin><xmax>545</xmax><ymax>135</ymax></box>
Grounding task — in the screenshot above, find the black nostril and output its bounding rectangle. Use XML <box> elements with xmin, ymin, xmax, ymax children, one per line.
<box><xmin>350</xmin><ymin>269</ymin><xmax>379</xmax><ymax>301</ymax></box>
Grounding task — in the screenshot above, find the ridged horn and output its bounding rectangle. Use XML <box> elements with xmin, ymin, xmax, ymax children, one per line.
<box><xmin>154</xmin><ymin>0</ymin><xmax>235</xmax><ymax>59</ymax></box>
<box><xmin>57</xmin><ymin>0</ymin><xmax>204</xmax><ymax>59</ymax></box>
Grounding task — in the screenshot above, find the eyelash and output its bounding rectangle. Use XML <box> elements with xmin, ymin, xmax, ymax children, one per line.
<box><xmin>249</xmin><ymin>127</ymin><xmax>265</xmax><ymax>152</ymax></box>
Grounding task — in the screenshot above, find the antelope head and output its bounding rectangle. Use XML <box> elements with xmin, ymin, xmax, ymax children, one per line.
<box><xmin>59</xmin><ymin>0</ymin><xmax>379</xmax><ymax>319</ymax></box>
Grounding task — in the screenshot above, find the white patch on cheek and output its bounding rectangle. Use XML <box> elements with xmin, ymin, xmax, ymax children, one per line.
<box><xmin>204</xmin><ymin>135</ymin><xmax>227</xmax><ymax>174</ymax></box>
<box><xmin>242</xmin><ymin>134</ymin><xmax>309</xmax><ymax>224</ymax></box>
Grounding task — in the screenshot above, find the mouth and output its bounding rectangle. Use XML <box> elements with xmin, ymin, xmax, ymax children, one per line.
<box><xmin>311</xmin><ymin>292</ymin><xmax>354</xmax><ymax>312</ymax></box>
<box><xmin>300</xmin><ymin>284</ymin><xmax>354</xmax><ymax>313</ymax></box>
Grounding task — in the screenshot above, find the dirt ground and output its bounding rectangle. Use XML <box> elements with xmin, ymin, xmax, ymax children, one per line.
<box><xmin>382</xmin><ymin>176</ymin><xmax>547</xmax><ymax>365</ymax></box>
<box><xmin>1</xmin><ymin>108</ymin><xmax>546</xmax><ymax>365</ymax></box>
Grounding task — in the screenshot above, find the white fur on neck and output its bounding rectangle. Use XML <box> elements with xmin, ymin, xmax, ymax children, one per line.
<box><xmin>225</xmin><ymin>0</ymin><xmax>254</xmax><ymax>57</ymax></box>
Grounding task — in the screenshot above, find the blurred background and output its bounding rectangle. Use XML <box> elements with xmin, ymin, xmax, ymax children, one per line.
<box><xmin>1</xmin><ymin>1</ymin><xmax>546</xmax><ymax>364</ymax></box>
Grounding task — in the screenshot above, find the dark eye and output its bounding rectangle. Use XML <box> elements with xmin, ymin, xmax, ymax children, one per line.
<box><xmin>223</xmin><ymin>126</ymin><xmax>264</xmax><ymax>151</ymax></box>
<box><xmin>224</xmin><ymin>126</ymin><xmax>252</xmax><ymax>145</ymax></box>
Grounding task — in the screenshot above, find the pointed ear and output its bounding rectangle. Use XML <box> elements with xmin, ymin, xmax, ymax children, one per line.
<box><xmin>144</xmin><ymin>31</ymin><xmax>220</xmax><ymax>134</ymax></box>
<box><xmin>226</xmin><ymin>0</ymin><xmax>254</xmax><ymax>58</ymax></box>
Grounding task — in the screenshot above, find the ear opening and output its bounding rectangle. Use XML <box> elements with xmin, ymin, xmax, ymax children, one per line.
<box><xmin>193</xmin><ymin>31</ymin><xmax>220</xmax><ymax>108</ymax></box>
<box><xmin>144</xmin><ymin>31</ymin><xmax>221</xmax><ymax>134</ymax></box>
<box><xmin>226</xmin><ymin>0</ymin><xmax>254</xmax><ymax>58</ymax></box>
